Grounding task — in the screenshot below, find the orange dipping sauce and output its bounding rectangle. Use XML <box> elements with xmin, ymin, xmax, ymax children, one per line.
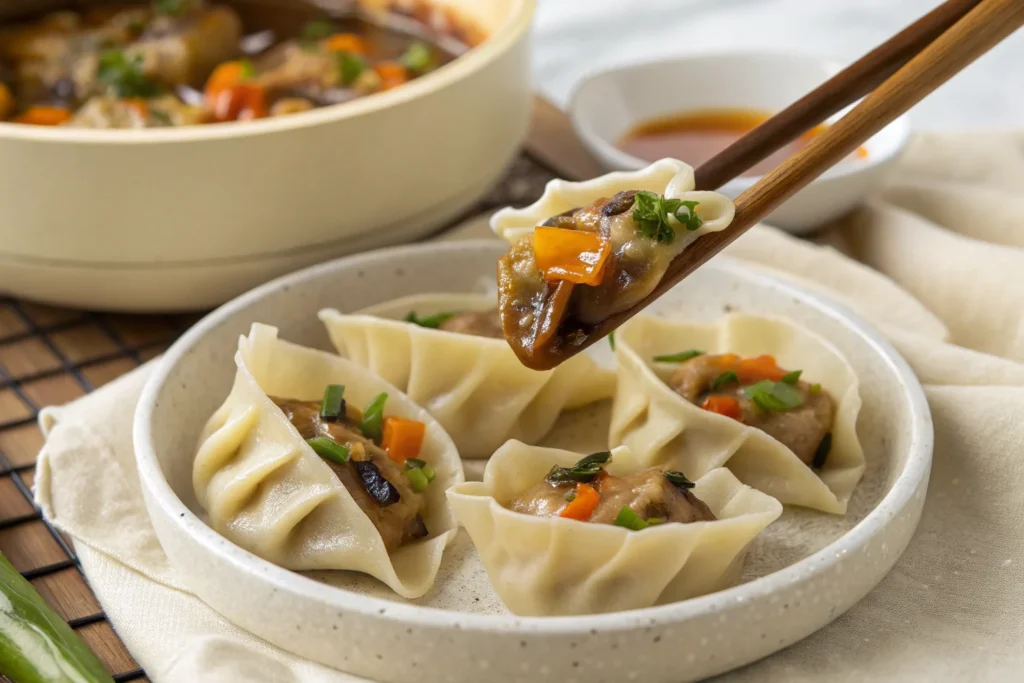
<box><xmin>618</xmin><ymin>108</ymin><xmax>868</xmax><ymax>177</ymax></box>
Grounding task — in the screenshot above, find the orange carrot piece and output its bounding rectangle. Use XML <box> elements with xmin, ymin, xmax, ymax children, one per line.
<box><xmin>701</xmin><ymin>395</ymin><xmax>743</xmax><ymax>421</ymax></box>
<box><xmin>382</xmin><ymin>416</ymin><xmax>426</xmax><ymax>463</ymax></box>
<box><xmin>715</xmin><ymin>353</ymin><xmax>787</xmax><ymax>383</ymax></box>
<box><xmin>124</xmin><ymin>98</ymin><xmax>149</xmax><ymax>119</ymax></box>
<box><xmin>559</xmin><ymin>483</ymin><xmax>601</xmax><ymax>521</ymax></box>
<box><xmin>204</xmin><ymin>60</ymin><xmax>251</xmax><ymax>104</ymax></box>
<box><xmin>324</xmin><ymin>33</ymin><xmax>367</xmax><ymax>54</ymax></box>
<box><xmin>532</xmin><ymin>227</ymin><xmax>611</xmax><ymax>286</ymax></box>
<box><xmin>374</xmin><ymin>61</ymin><xmax>409</xmax><ymax>90</ymax></box>
<box><xmin>13</xmin><ymin>105</ymin><xmax>71</xmax><ymax>126</ymax></box>
<box><xmin>210</xmin><ymin>83</ymin><xmax>267</xmax><ymax>122</ymax></box>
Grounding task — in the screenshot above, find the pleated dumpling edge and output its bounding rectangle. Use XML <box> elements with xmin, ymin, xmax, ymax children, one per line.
<box><xmin>193</xmin><ymin>323</ymin><xmax>464</xmax><ymax>599</ymax></box>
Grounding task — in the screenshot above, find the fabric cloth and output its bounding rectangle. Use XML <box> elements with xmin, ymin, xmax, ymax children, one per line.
<box><xmin>34</xmin><ymin>130</ymin><xmax>1024</xmax><ymax>682</ymax></box>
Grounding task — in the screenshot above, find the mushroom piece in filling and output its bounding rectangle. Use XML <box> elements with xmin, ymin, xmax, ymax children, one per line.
<box><xmin>497</xmin><ymin>189</ymin><xmax>708</xmax><ymax>369</ymax></box>
<box><xmin>663</xmin><ymin>352</ymin><xmax>835</xmax><ymax>468</ymax></box>
<box><xmin>507</xmin><ymin>452</ymin><xmax>715</xmax><ymax>529</ymax></box>
<box><xmin>272</xmin><ymin>390</ymin><xmax>434</xmax><ymax>551</ymax></box>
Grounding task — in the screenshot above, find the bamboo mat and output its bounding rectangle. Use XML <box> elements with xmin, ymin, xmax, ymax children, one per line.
<box><xmin>0</xmin><ymin>99</ymin><xmax>577</xmax><ymax>682</ymax></box>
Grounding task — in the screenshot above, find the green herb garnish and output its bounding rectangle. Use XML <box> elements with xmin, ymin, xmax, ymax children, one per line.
<box><xmin>711</xmin><ymin>370</ymin><xmax>738</xmax><ymax>391</ymax></box>
<box><xmin>404</xmin><ymin>310</ymin><xmax>458</xmax><ymax>329</ymax></box>
<box><xmin>97</xmin><ymin>49</ymin><xmax>162</xmax><ymax>98</ymax></box>
<box><xmin>614</xmin><ymin>506</ymin><xmax>649</xmax><ymax>531</ymax></box>
<box><xmin>306</xmin><ymin>436</ymin><xmax>350</xmax><ymax>464</ymax></box>
<box><xmin>653</xmin><ymin>349</ymin><xmax>704</xmax><ymax>363</ymax></box>
<box><xmin>301</xmin><ymin>19</ymin><xmax>337</xmax><ymax>41</ymax></box>
<box><xmin>810</xmin><ymin>383</ymin><xmax>822</xmax><ymax>394</ymax></box>
<box><xmin>545</xmin><ymin>451</ymin><xmax>612</xmax><ymax>485</ymax></box>
<box><xmin>401</xmin><ymin>41</ymin><xmax>435</xmax><ymax>74</ymax></box>
<box><xmin>320</xmin><ymin>384</ymin><xmax>345</xmax><ymax>420</ymax></box>
<box><xmin>337</xmin><ymin>51</ymin><xmax>366</xmax><ymax>85</ymax></box>
<box><xmin>781</xmin><ymin>370</ymin><xmax>803</xmax><ymax>384</ymax></box>
<box><xmin>239</xmin><ymin>57</ymin><xmax>256</xmax><ymax>80</ymax></box>
<box><xmin>608</xmin><ymin>331</ymin><xmax>615</xmax><ymax>351</ymax></box>
<box><xmin>360</xmin><ymin>392</ymin><xmax>388</xmax><ymax>442</ymax></box>
<box><xmin>743</xmin><ymin>380</ymin><xmax>804</xmax><ymax>412</ymax></box>
<box><xmin>565</xmin><ymin>490</ymin><xmax>576</xmax><ymax>502</ymax></box>
<box><xmin>404</xmin><ymin>467</ymin><xmax>430</xmax><ymax>492</ymax></box>
<box><xmin>154</xmin><ymin>0</ymin><xmax>188</xmax><ymax>16</ymax></box>
<box><xmin>631</xmin><ymin>191</ymin><xmax>702</xmax><ymax>244</ymax></box>
<box><xmin>663</xmin><ymin>470</ymin><xmax>695</xmax><ymax>489</ymax></box>
<box><xmin>812</xmin><ymin>432</ymin><xmax>832</xmax><ymax>469</ymax></box>
<box><xmin>647</xmin><ymin>517</ymin><xmax>665</xmax><ymax>525</ymax></box>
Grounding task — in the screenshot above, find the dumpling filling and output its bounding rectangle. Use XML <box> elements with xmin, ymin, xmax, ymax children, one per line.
<box><xmin>404</xmin><ymin>308</ymin><xmax>504</xmax><ymax>339</ymax></box>
<box><xmin>661</xmin><ymin>351</ymin><xmax>835</xmax><ymax>467</ymax></box>
<box><xmin>272</xmin><ymin>386</ymin><xmax>437</xmax><ymax>551</ymax></box>
<box><xmin>507</xmin><ymin>451</ymin><xmax>715</xmax><ymax>529</ymax></box>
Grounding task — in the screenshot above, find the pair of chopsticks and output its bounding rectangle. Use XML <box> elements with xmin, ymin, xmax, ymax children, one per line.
<box><xmin>533</xmin><ymin>0</ymin><xmax>1024</xmax><ymax>371</ymax></box>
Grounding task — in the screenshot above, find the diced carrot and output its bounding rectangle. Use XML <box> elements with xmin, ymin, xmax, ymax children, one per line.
<box><xmin>559</xmin><ymin>483</ymin><xmax>600</xmax><ymax>521</ymax></box>
<box><xmin>715</xmin><ymin>353</ymin><xmax>786</xmax><ymax>383</ymax></box>
<box><xmin>856</xmin><ymin>146</ymin><xmax>869</xmax><ymax>159</ymax></box>
<box><xmin>532</xmin><ymin>227</ymin><xmax>611</xmax><ymax>286</ymax></box>
<box><xmin>323</xmin><ymin>33</ymin><xmax>367</xmax><ymax>54</ymax></box>
<box><xmin>124</xmin><ymin>98</ymin><xmax>149</xmax><ymax>119</ymax></box>
<box><xmin>204</xmin><ymin>60</ymin><xmax>252</xmax><ymax>105</ymax></box>
<box><xmin>374</xmin><ymin>61</ymin><xmax>409</xmax><ymax>90</ymax></box>
<box><xmin>210</xmin><ymin>83</ymin><xmax>267</xmax><ymax>122</ymax></box>
<box><xmin>701</xmin><ymin>395</ymin><xmax>743</xmax><ymax>421</ymax></box>
<box><xmin>13</xmin><ymin>106</ymin><xmax>71</xmax><ymax>126</ymax></box>
<box><xmin>382</xmin><ymin>416</ymin><xmax>426</xmax><ymax>463</ymax></box>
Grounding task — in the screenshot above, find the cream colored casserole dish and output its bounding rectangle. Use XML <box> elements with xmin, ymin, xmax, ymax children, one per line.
<box><xmin>0</xmin><ymin>0</ymin><xmax>534</xmax><ymax>311</ymax></box>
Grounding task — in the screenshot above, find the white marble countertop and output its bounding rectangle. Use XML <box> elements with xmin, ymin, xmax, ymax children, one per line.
<box><xmin>531</xmin><ymin>0</ymin><xmax>1024</xmax><ymax>130</ymax></box>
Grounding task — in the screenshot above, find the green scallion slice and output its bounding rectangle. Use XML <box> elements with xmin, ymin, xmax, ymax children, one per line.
<box><xmin>404</xmin><ymin>467</ymin><xmax>429</xmax><ymax>492</ymax></box>
<box><xmin>404</xmin><ymin>311</ymin><xmax>458</xmax><ymax>329</ymax></box>
<box><xmin>337</xmin><ymin>51</ymin><xmax>366</xmax><ymax>85</ymax></box>
<box><xmin>647</xmin><ymin>517</ymin><xmax>665</xmax><ymax>526</ymax></box>
<box><xmin>743</xmin><ymin>380</ymin><xmax>804</xmax><ymax>412</ymax></box>
<box><xmin>711</xmin><ymin>370</ymin><xmax>738</xmax><ymax>391</ymax></box>
<box><xmin>810</xmin><ymin>383</ymin><xmax>822</xmax><ymax>394</ymax></box>
<box><xmin>565</xmin><ymin>490</ymin><xmax>576</xmax><ymax>502</ymax></box>
<box><xmin>301</xmin><ymin>19</ymin><xmax>337</xmax><ymax>41</ymax></box>
<box><xmin>781</xmin><ymin>369</ymin><xmax>803</xmax><ymax>384</ymax></box>
<box><xmin>360</xmin><ymin>392</ymin><xmax>388</xmax><ymax>442</ymax></box>
<box><xmin>306</xmin><ymin>436</ymin><xmax>350</xmax><ymax>464</ymax></box>
<box><xmin>614</xmin><ymin>506</ymin><xmax>649</xmax><ymax>531</ymax></box>
<box><xmin>400</xmin><ymin>41</ymin><xmax>435</xmax><ymax>74</ymax></box>
<box><xmin>608</xmin><ymin>331</ymin><xmax>616</xmax><ymax>351</ymax></box>
<box><xmin>653</xmin><ymin>349</ymin><xmax>704</xmax><ymax>363</ymax></box>
<box><xmin>320</xmin><ymin>384</ymin><xmax>345</xmax><ymax>420</ymax></box>
<box><xmin>664</xmin><ymin>470</ymin><xmax>695</xmax><ymax>489</ymax></box>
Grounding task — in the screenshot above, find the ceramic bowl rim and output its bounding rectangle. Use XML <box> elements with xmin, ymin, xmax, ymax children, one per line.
<box><xmin>567</xmin><ymin>50</ymin><xmax>912</xmax><ymax>186</ymax></box>
<box><xmin>134</xmin><ymin>238</ymin><xmax>933</xmax><ymax>635</ymax></box>
<box><xmin>0</xmin><ymin>0</ymin><xmax>534</xmax><ymax>146</ymax></box>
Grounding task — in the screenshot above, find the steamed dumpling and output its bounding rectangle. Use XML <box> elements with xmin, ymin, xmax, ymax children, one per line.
<box><xmin>609</xmin><ymin>314</ymin><xmax>865</xmax><ymax>514</ymax></box>
<box><xmin>319</xmin><ymin>293</ymin><xmax>615</xmax><ymax>458</ymax></box>
<box><xmin>447</xmin><ymin>441</ymin><xmax>782</xmax><ymax>616</ymax></box>
<box><xmin>193</xmin><ymin>323</ymin><xmax>463</xmax><ymax>599</ymax></box>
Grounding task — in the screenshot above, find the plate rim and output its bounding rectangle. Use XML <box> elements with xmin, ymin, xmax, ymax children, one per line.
<box><xmin>133</xmin><ymin>238</ymin><xmax>933</xmax><ymax>634</ymax></box>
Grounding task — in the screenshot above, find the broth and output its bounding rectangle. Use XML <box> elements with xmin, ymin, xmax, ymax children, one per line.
<box><xmin>618</xmin><ymin>108</ymin><xmax>867</xmax><ymax>177</ymax></box>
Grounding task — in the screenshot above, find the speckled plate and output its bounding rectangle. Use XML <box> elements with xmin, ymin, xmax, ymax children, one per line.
<box><xmin>134</xmin><ymin>240</ymin><xmax>932</xmax><ymax>683</ymax></box>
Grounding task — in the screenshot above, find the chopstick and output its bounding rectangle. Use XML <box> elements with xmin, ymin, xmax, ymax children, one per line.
<box><xmin>527</xmin><ymin>0</ymin><xmax>1024</xmax><ymax>371</ymax></box>
<box><xmin>693</xmin><ymin>0</ymin><xmax>984</xmax><ymax>190</ymax></box>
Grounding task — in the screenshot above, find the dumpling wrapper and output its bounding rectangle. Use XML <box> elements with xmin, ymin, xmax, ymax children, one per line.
<box><xmin>319</xmin><ymin>293</ymin><xmax>615</xmax><ymax>459</ymax></box>
<box><xmin>489</xmin><ymin>158</ymin><xmax>735</xmax><ymax>245</ymax></box>
<box><xmin>610</xmin><ymin>314</ymin><xmax>865</xmax><ymax>514</ymax></box>
<box><xmin>194</xmin><ymin>323</ymin><xmax>464</xmax><ymax>599</ymax></box>
<box><xmin>446</xmin><ymin>442</ymin><xmax>782</xmax><ymax>616</ymax></box>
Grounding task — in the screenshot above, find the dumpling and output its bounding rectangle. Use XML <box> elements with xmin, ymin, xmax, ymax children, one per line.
<box><xmin>446</xmin><ymin>441</ymin><xmax>782</xmax><ymax>616</ymax></box>
<box><xmin>609</xmin><ymin>314</ymin><xmax>865</xmax><ymax>514</ymax></box>
<box><xmin>490</xmin><ymin>158</ymin><xmax>735</xmax><ymax>369</ymax></box>
<box><xmin>319</xmin><ymin>293</ymin><xmax>615</xmax><ymax>458</ymax></box>
<box><xmin>193</xmin><ymin>323</ymin><xmax>463</xmax><ymax>599</ymax></box>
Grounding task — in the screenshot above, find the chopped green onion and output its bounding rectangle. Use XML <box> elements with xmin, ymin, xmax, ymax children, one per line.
<box><xmin>614</xmin><ymin>506</ymin><xmax>649</xmax><ymax>531</ymax></box>
<box><xmin>664</xmin><ymin>470</ymin><xmax>696</xmax><ymax>489</ymax></box>
<box><xmin>306</xmin><ymin>436</ymin><xmax>350</xmax><ymax>464</ymax></box>
<box><xmin>405</xmin><ymin>458</ymin><xmax>427</xmax><ymax>470</ymax></box>
<box><xmin>404</xmin><ymin>467</ymin><xmax>429</xmax><ymax>492</ymax></box>
<box><xmin>743</xmin><ymin>380</ymin><xmax>804</xmax><ymax>412</ymax></box>
<box><xmin>154</xmin><ymin>0</ymin><xmax>190</xmax><ymax>16</ymax></box>
<box><xmin>608</xmin><ymin>331</ymin><xmax>616</xmax><ymax>351</ymax></box>
<box><xmin>810</xmin><ymin>383</ymin><xmax>822</xmax><ymax>394</ymax></box>
<box><xmin>631</xmin><ymin>191</ymin><xmax>703</xmax><ymax>244</ymax></box>
<box><xmin>360</xmin><ymin>392</ymin><xmax>388</xmax><ymax>441</ymax></box>
<box><xmin>546</xmin><ymin>451</ymin><xmax>612</xmax><ymax>485</ymax></box>
<box><xmin>400</xmin><ymin>41</ymin><xmax>436</xmax><ymax>74</ymax></box>
<box><xmin>711</xmin><ymin>370</ymin><xmax>738</xmax><ymax>391</ymax></box>
<box><xmin>647</xmin><ymin>517</ymin><xmax>665</xmax><ymax>525</ymax></box>
<box><xmin>337</xmin><ymin>51</ymin><xmax>366</xmax><ymax>85</ymax></box>
<box><xmin>565</xmin><ymin>490</ymin><xmax>576</xmax><ymax>502</ymax></box>
<box><xmin>812</xmin><ymin>433</ymin><xmax>832</xmax><ymax>469</ymax></box>
<box><xmin>781</xmin><ymin>370</ymin><xmax>803</xmax><ymax>384</ymax></box>
<box><xmin>239</xmin><ymin>57</ymin><xmax>256</xmax><ymax>79</ymax></box>
<box><xmin>301</xmin><ymin>19</ymin><xmax>337</xmax><ymax>41</ymax></box>
<box><xmin>404</xmin><ymin>310</ymin><xmax>458</xmax><ymax>329</ymax></box>
<box><xmin>653</xmin><ymin>349</ymin><xmax>704</xmax><ymax>363</ymax></box>
<box><xmin>320</xmin><ymin>384</ymin><xmax>345</xmax><ymax>420</ymax></box>
<box><xmin>97</xmin><ymin>49</ymin><xmax>162</xmax><ymax>99</ymax></box>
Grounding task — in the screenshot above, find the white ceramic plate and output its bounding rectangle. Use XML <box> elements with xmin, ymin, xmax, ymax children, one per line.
<box><xmin>134</xmin><ymin>240</ymin><xmax>932</xmax><ymax>683</ymax></box>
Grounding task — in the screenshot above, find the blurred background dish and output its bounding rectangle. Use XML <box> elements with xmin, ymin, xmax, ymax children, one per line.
<box><xmin>569</xmin><ymin>52</ymin><xmax>911</xmax><ymax>234</ymax></box>
<box><xmin>0</xmin><ymin>0</ymin><xmax>534</xmax><ymax>311</ymax></box>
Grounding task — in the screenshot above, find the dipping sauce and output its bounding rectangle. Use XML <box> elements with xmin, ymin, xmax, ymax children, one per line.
<box><xmin>618</xmin><ymin>108</ymin><xmax>868</xmax><ymax>177</ymax></box>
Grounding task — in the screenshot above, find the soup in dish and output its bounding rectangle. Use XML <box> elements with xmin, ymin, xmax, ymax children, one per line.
<box><xmin>0</xmin><ymin>0</ymin><xmax>466</xmax><ymax>128</ymax></box>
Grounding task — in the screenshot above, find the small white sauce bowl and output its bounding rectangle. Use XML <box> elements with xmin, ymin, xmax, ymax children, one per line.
<box><xmin>569</xmin><ymin>52</ymin><xmax>911</xmax><ymax>234</ymax></box>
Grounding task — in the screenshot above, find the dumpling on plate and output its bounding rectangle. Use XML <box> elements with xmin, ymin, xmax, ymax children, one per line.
<box><xmin>193</xmin><ymin>323</ymin><xmax>463</xmax><ymax>599</ymax></box>
<box><xmin>609</xmin><ymin>314</ymin><xmax>865</xmax><ymax>514</ymax></box>
<box><xmin>446</xmin><ymin>441</ymin><xmax>781</xmax><ymax>616</ymax></box>
<box><xmin>490</xmin><ymin>158</ymin><xmax>735</xmax><ymax>369</ymax></box>
<box><xmin>319</xmin><ymin>293</ymin><xmax>615</xmax><ymax>459</ymax></box>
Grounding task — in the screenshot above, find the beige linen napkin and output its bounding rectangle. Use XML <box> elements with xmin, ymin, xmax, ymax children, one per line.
<box><xmin>35</xmin><ymin>130</ymin><xmax>1024</xmax><ymax>682</ymax></box>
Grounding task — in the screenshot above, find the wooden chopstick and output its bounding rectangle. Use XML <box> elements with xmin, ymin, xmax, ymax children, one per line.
<box><xmin>693</xmin><ymin>0</ymin><xmax>983</xmax><ymax>191</ymax></box>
